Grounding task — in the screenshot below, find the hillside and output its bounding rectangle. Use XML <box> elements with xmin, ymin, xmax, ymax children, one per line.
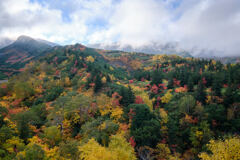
<box><xmin>0</xmin><ymin>36</ymin><xmax>55</xmax><ymax>79</ymax></box>
<box><xmin>0</xmin><ymin>43</ymin><xmax>240</xmax><ymax>160</ymax></box>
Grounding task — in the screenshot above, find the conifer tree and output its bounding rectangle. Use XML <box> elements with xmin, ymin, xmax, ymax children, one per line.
<box><xmin>212</xmin><ymin>74</ymin><xmax>222</xmax><ymax>97</ymax></box>
<box><xmin>151</xmin><ymin>69</ymin><xmax>162</xmax><ymax>85</ymax></box>
<box><xmin>195</xmin><ymin>81</ymin><xmax>206</xmax><ymax>105</ymax></box>
<box><xmin>167</xmin><ymin>78</ymin><xmax>174</xmax><ymax>89</ymax></box>
<box><xmin>187</xmin><ymin>76</ymin><xmax>194</xmax><ymax>92</ymax></box>
<box><xmin>94</xmin><ymin>74</ymin><xmax>102</xmax><ymax>92</ymax></box>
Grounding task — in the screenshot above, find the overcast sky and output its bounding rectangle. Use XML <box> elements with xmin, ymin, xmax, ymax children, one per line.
<box><xmin>0</xmin><ymin>0</ymin><xmax>240</xmax><ymax>56</ymax></box>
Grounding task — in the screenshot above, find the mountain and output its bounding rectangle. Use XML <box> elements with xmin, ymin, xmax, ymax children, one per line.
<box><xmin>0</xmin><ymin>35</ymin><xmax>56</xmax><ymax>79</ymax></box>
<box><xmin>89</xmin><ymin>42</ymin><xmax>193</xmax><ymax>58</ymax></box>
<box><xmin>0</xmin><ymin>42</ymin><xmax>239</xmax><ymax>160</ymax></box>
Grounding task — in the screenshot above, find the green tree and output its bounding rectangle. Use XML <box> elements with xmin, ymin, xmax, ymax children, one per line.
<box><xmin>195</xmin><ymin>81</ymin><xmax>206</xmax><ymax>105</ymax></box>
<box><xmin>151</xmin><ymin>69</ymin><xmax>162</xmax><ymax>85</ymax></box>
<box><xmin>167</xmin><ymin>78</ymin><xmax>174</xmax><ymax>89</ymax></box>
<box><xmin>179</xmin><ymin>95</ymin><xmax>196</xmax><ymax>114</ymax></box>
<box><xmin>212</xmin><ymin>74</ymin><xmax>222</xmax><ymax>96</ymax></box>
<box><xmin>80</xmin><ymin>118</ymin><xmax>119</xmax><ymax>146</ymax></box>
<box><xmin>13</xmin><ymin>82</ymin><xmax>34</xmax><ymax>99</ymax></box>
<box><xmin>94</xmin><ymin>74</ymin><xmax>102</xmax><ymax>92</ymax></box>
<box><xmin>129</xmin><ymin>104</ymin><xmax>161</xmax><ymax>147</ymax></box>
<box><xmin>15</xmin><ymin>112</ymin><xmax>32</xmax><ymax>141</ymax></box>
<box><xmin>187</xmin><ymin>76</ymin><xmax>194</xmax><ymax>92</ymax></box>
<box><xmin>59</xmin><ymin>140</ymin><xmax>80</xmax><ymax>160</ymax></box>
<box><xmin>0</xmin><ymin>106</ymin><xmax>8</xmax><ymax>128</ymax></box>
<box><xmin>43</xmin><ymin>126</ymin><xmax>62</xmax><ymax>148</ymax></box>
<box><xmin>190</xmin><ymin>121</ymin><xmax>213</xmax><ymax>154</ymax></box>
<box><xmin>224</xmin><ymin>86</ymin><xmax>234</xmax><ymax>107</ymax></box>
<box><xmin>29</xmin><ymin>104</ymin><xmax>47</xmax><ymax>128</ymax></box>
<box><xmin>119</xmin><ymin>86</ymin><xmax>135</xmax><ymax>107</ymax></box>
<box><xmin>22</xmin><ymin>144</ymin><xmax>45</xmax><ymax>160</ymax></box>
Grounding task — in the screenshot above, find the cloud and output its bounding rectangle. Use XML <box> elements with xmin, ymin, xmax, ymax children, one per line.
<box><xmin>170</xmin><ymin>0</ymin><xmax>240</xmax><ymax>56</ymax></box>
<box><xmin>0</xmin><ymin>0</ymin><xmax>239</xmax><ymax>56</ymax></box>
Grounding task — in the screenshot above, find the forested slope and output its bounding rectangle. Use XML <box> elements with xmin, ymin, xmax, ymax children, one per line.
<box><xmin>0</xmin><ymin>44</ymin><xmax>240</xmax><ymax>160</ymax></box>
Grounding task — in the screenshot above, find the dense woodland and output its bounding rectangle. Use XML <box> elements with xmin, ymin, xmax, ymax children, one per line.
<box><xmin>0</xmin><ymin>44</ymin><xmax>240</xmax><ymax>160</ymax></box>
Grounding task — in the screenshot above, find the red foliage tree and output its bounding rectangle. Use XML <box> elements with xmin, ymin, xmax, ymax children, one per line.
<box><xmin>129</xmin><ymin>136</ymin><xmax>136</xmax><ymax>148</ymax></box>
<box><xmin>151</xmin><ymin>84</ymin><xmax>158</xmax><ymax>94</ymax></box>
<box><xmin>128</xmin><ymin>108</ymin><xmax>136</xmax><ymax>120</ymax></box>
<box><xmin>135</xmin><ymin>96</ymin><xmax>144</xmax><ymax>104</ymax></box>
<box><xmin>202</xmin><ymin>77</ymin><xmax>207</xmax><ymax>85</ymax></box>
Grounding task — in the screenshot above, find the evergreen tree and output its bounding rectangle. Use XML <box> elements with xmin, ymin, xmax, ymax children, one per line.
<box><xmin>187</xmin><ymin>76</ymin><xmax>194</xmax><ymax>92</ymax></box>
<box><xmin>128</xmin><ymin>86</ymin><xmax>135</xmax><ymax>105</ymax></box>
<box><xmin>16</xmin><ymin>112</ymin><xmax>31</xmax><ymax>141</ymax></box>
<box><xmin>94</xmin><ymin>74</ymin><xmax>102</xmax><ymax>92</ymax></box>
<box><xmin>0</xmin><ymin>106</ymin><xmax>8</xmax><ymax>128</ymax></box>
<box><xmin>119</xmin><ymin>86</ymin><xmax>135</xmax><ymax>107</ymax></box>
<box><xmin>212</xmin><ymin>74</ymin><xmax>222</xmax><ymax>97</ymax></box>
<box><xmin>151</xmin><ymin>69</ymin><xmax>162</xmax><ymax>85</ymax></box>
<box><xmin>167</xmin><ymin>78</ymin><xmax>174</xmax><ymax>89</ymax></box>
<box><xmin>129</xmin><ymin>104</ymin><xmax>161</xmax><ymax>147</ymax></box>
<box><xmin>195</xmin><ymin>81</ymin><xmax>206</xmax><ymax>105</ymax></box>
<box><xmin>224</xmin><ymin>86</ymin><xmax>234</xmax><ymax>107</ymax></box>
<box><xmin>106</xmin><ymin>75</ymin><xmax>111</xmax><ymax>83</ymax></box>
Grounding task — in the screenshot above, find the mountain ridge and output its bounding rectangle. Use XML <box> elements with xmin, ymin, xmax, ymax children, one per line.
<box><xmin>0</xmin><ymin>35</ymin><xmax>56</xmax><ymax>79</ymax></box>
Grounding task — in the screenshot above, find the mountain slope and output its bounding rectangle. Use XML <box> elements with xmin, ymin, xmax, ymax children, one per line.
<box><xmin>0</xmin><ymin>42</ymin><xmax>239</xmax><ymax>159</ymax></box>
<box><xmin>0</xmin><ymin>35</ymin><xmax>55</xmax><ymax>78</ymax></box>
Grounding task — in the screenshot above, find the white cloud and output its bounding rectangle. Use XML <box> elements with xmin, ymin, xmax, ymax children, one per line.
<box><xmin>0</xmin><ymin>0</ymin><xmax>240</xmax><ymax>56</ymax></box>
<box><xmin>170</xmin><ymin>0</ymin><xmax>240</xmax><ymax>56</ymax></box>
<box><xmin>88</xmin><ymin>0</ymin><xmax>171</xmax><ymax>46</ymax></box>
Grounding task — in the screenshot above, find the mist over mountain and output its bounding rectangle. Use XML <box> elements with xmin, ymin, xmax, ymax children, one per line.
<box><xmin>89</xmin><ymin>41</ymin><xmax>240</xmax><ymax>64</ymax></box>
<box><xmin>36</xmin><ymin>38</ymin><xmax>59</xmax><ymax>47</ymax></box>
<box><xmin>89</xmin><ymin>42</ymin><xmax>193</xmax><ymax>58</ymax></box>
<box><xmin>0</xmin><ymin>37</ymin><xmax>14</xmax><ymax>49</ymax></box>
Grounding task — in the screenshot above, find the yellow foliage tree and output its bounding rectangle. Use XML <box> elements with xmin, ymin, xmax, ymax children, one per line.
<box><xmin>161</xmin><ymin>90</ymin><xmax>173</xmax><ymax>104</ymax></box>
<box><xmin>108</xmin><ymin>134</ymin><xmax>137</xmax><ymax>160</ymax></box>
<box><xmin>2</xmin><ymin>136</ymin><xmax>25</xmax><ymax>153</ymax></box>
<box><xmin>152</xmin><ymin>55</ymin><xmax>164</xmax><ymax>61</ymax></box>
<box><xmin>144</xmin><ymin>66</ymin><xmax>152</xmax><ymax>71</ymax></box>
<box><xmin>199</xmin><ymin>137</ymin><xmax>240</xmax><ymax>160</ymax></box>
<box><xmin>97</xmin><ymin>93</ymin><xmax>112</xmax><ymax>116</ymax></box>
<box><xmin>79</xmin><ymin>134</ymin><xmax>136</xmax><ymax>160</ymax></box>
<box><xmin>155</xmin><ymin>143</ymin><xmax>171</xmax><ymax>160</ymax></box>
<box><xmin>32</xmin><ymin>136</ymin><xmax>62</xmax><ymax>160</ymax></box>
<box><xmin>64</xmin><ymin>77</ymin><xmax>71</xmax><ymax>87</ymax></box>
<box><xmin>101</xmin><ymin>76</ymin><xmax>107</xmax><ymax>84</ymax></box>
<box><xmin>86</xmin><ymin>56</ymin><xmax>95</xmax><ymax>63</ymax></box>
<box><xmin>79</xmin><ymin>138</ymin><xmax>113</xmax><ymax>160</ymax></box>
<box><xmin>111</xmin><ymin>107</ymin><xmax>123</xmax><ymax>122</ymax></box>
<box><xmin>130</xmin><ymin>85</ymin><xmax>153</xmax><ymax>110</ymax></box>
<box><xmin>159</xmin><ymin>108</ymin><xmax>168</xmax><ymax>135</ymax></box>
<box><xmin>96</xmin><ymin>93</ymin><xmax>123</xmax><ymax>122</ymax></box>
<box><xmin>130</xmin><ymin>60</ymin><xmax>142</xmax><ymax>70</ymax></box>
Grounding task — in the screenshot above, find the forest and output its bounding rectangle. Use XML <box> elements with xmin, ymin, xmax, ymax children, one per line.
<box><xmin>0</xmin><ymin>44</ymin><xmax>240</xmax><ymax>160</ymax></box>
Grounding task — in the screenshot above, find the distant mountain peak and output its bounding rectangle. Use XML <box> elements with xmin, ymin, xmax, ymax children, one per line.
<box><xmin>0</xmin><ymin>35</ymin><xmax>55</xmax><ymax>74</ymax></box>
<box><xmin>16</xmin><ymin>35</ymin><xmax>35</xmax><ymax>43</ymax></box>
